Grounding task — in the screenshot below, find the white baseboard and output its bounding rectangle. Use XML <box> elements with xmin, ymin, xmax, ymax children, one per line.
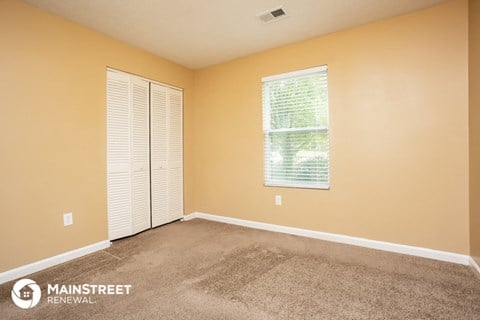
<box><xmin>0</xmin><ymin>240</ymin><xmax>111</xmax><ymax>284</ymax></box>
<box><xmin>3</xmin><ymin>214</ymin><xmax>473</xmax><ymax>285</ymax></box>
<box><xmin>182</xmin><ymin>213</ymin><xmax>197</xmax><ymax>221</ymax></box>
<box><xmin>185</xmin><ymin>212</ymin><xmax>470</xmax><ymax>266</ymax></box>
<box><xmin>471</xmin><ymin>257</ymin><xmax>480</xmax><ymax>275</ymax></box>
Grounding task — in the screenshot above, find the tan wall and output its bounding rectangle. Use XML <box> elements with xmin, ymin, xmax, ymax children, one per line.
<box><xmin>470</xmin><ymin>0</ymin><xmax>480</xmax><ymax>264</ymax></box>
<box><xmin>0</xmin><ymin>0</ymin><xmax>194</xmax><ymax>272</ymax></box>
<box><xmin>192</xmin><ymin>0</ymin><xmax>470</xmax><ymax>254</ymax></box>
<box><xmin>0</xmin><ymin>0</ymin><xmax>472</xmax><ymax>273</ymax></box>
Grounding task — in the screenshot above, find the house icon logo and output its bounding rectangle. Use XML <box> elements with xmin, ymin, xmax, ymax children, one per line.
<box><xmin>11</xmin><ymin>279</ymin><xmax>41</xmax><ymax>309</ymax></box>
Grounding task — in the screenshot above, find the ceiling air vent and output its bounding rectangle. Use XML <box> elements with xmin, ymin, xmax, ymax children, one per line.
<box><xmin>258</xmin><ymin>7</ymin><xmax>286</xmax><ymax>23</ymax></box>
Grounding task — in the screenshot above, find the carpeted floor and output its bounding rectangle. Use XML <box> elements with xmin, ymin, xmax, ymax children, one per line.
<box><xmin>1</xmin><ymin>219</ymin><xmax>480</xmax><ymax>319</ymax></box>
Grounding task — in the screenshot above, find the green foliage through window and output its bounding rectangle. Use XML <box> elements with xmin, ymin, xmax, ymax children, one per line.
<box><xmin>262</xmin><ymin>66</ymin><xmax>329</xmax><ymax>188</ymax></box>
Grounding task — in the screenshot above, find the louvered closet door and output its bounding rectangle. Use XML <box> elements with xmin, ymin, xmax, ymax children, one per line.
<box><xmin>107</xmin><ymin>70</ymin><xmax>132</xmax><ymax>239</ymax></box>
<box><xmin>167</xmin><ymin>88</ymin><xmax>184</xmax><ymax>221</ymax></box>
<box><xmin>131</xmin><ymin>78</ymin><xmax>151</xmax><ymax>234</ymax></box>
<box><xmin>150</xmin><ymin>83</ymin><xmax>169</xmax><ymax>227</ymax></box>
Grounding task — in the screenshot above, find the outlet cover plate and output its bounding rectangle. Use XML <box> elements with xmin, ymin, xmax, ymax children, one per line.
<box><xmin>275</xmin><ymin>195</ymin><xmax>282</xmax><ymax>206</ymax></box>
<box><xmin>63</xmin><ymin>212</ymin><xmax>73</xmax><ymax>226</ymax></box>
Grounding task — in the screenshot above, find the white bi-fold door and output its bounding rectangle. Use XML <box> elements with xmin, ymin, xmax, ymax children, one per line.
<box><xmin>150</xmin><ymin>83</ymin><xmax>183</xmax><ymax>227</ymax></box>
<box><xmin>106</xmin><ymin>71</ymin><xmax>132</xmax><ymax>240</ymax></box>
<box><xmin>131</xmin><ymin>77</ymin><xmax>151</xmax><ymax>235</ymax></box>
<box><xmin>107</xmin><ymin>69</ymin><xmax>183</xmax><ymax>240</ymax></box>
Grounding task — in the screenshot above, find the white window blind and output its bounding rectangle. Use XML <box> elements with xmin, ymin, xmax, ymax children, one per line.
<box><xmin>262</xmin><ymin>66</ymin><xmax>330</xmax><ymax>189</ymax></box>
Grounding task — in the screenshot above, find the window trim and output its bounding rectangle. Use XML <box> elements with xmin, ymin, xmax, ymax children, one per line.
<box><xmin>262</xmin><ymin>65</ymin><xmax>330</xmax><ymax>190</ymax></box>
<box><xmin>261</xmin><ymin>65</ymin><xmax>327</xmax><ymax>83</ymax></box>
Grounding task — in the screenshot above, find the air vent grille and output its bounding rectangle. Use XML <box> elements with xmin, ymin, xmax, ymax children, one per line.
<box><xmin>271</xmin><ymin>8</ymin><xmax>285</xmax><ymax>18</ymax></box>
<box><xmin>258</xmin><ymin>7</ymin><xmax>287</xmax><ymax>23</ymax></box>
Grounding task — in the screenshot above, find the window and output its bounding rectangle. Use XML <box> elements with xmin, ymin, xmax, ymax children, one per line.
<box><xmin>262</xmin><ymin>66</ymin><xmax>329</xmax><ymax>189</ymax></box>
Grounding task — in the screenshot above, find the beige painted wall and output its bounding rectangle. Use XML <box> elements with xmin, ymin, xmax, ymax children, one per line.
<box><xmin>192</xmin><ymin>0</ymin><xmax>470</xmax><ymax>254</ymax></box>
<box><xmin>0</xmin><ymin>0</ymin><xmax>194</xmax><ymax>272</ymax></box>
<box><xmin>470</xmin><ymin>0</ymin><xmax>480</xmax><ymax>264</ymax></box>
<box><xmin>0</xmin><ymin>0</ymin><xmax>472</xmax><ymax>273</ymax></box>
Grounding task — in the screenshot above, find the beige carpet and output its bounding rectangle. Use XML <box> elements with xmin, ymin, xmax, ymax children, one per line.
<box><xmin>1</xmin><ymin>219</ymin><xmax>479</xmax><ymax>319</ymax></box>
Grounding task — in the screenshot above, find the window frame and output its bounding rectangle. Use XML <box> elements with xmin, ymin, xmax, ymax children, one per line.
<box><xmin>262</xmin><ymin>65</ymin><xmax>330</xmax><ymax>190</ymax></box>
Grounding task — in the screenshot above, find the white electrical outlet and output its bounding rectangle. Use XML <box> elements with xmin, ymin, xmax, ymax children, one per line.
<box><xmin>275</xmin><ymin>195</ymin><xmax>282</xmax><ymax>206</ymax></box>
<box><xmin>63</xmin><ymin>212</ymin><xmax>73</xmax><ymax>226</ymax></box>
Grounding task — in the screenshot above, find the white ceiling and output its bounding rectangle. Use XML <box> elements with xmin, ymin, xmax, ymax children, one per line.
<box><xmin>25</xmin><ymin>0</ymin><xmax>448</xmax><ymax>69</ymax></box>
